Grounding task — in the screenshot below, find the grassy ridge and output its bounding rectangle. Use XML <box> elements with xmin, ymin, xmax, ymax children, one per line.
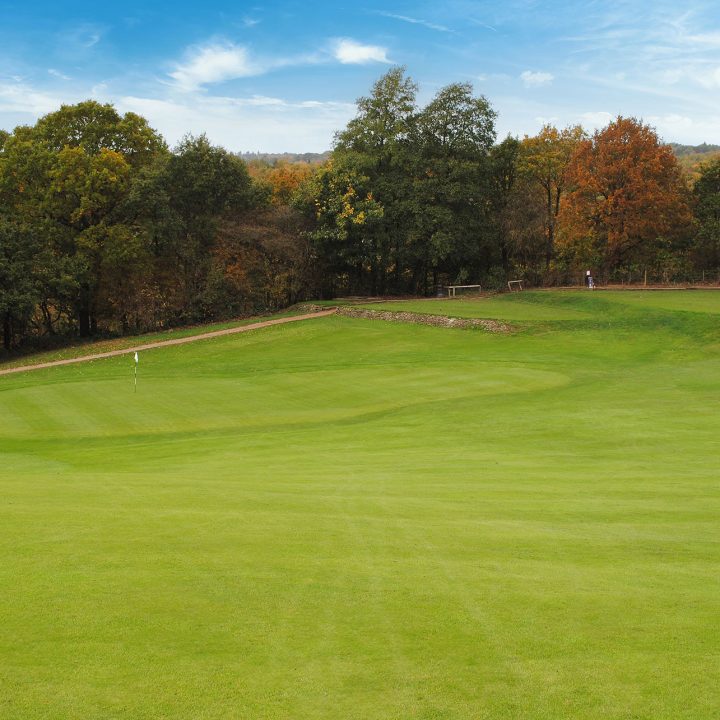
<box><xmin>0</xmin><ymin>310</ymin><xmax>303</xmax><ymax>371</ymax></box>
<box><xmin>1</xmin><ymin>292</ymin><xmax>719</xmax><ymax>718</ymax></box>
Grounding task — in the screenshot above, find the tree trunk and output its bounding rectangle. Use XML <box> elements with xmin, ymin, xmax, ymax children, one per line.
<box><xmin>79</xmin><ymin>307</ymin><xmax>91</xmax><ymax>337</ymax></box>
<box><xmin>546</xmin><ymin>186</ymin><xmax>554</xmax><ymax>268</ymax></box>
<box><xmin>546</xmin><ymin>223</ymin><xmax>554</xmax><ymax>269</ymax></box>
<box><xmin>3</xmin><ymin>312</ymin><xmax>12</xmax><ymax>351</ymax></box>
<box><xmin>40</xmin><ymin>301</ymin><xmax>55</xmax><ymax>335</ymax></box>
<box><xmin>501</xmin><ymin>237</ymin><xmax>510</xmax><ymax>275</ymax></box>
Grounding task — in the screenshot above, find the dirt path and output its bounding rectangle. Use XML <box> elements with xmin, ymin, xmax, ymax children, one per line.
<box><xmin>0</xmin><ymin>309</ymin><xmax>337</xmax><ymax>377</ymax></box>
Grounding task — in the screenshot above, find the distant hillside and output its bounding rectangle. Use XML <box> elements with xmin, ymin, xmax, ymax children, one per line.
<box><xmin>238</xmin><ymin>151</ymin><xmax>330</xmax><ymax>166</ymax></box>
<box><xmin>669</xmin><ymin>143</ymin><xmax>720</xmax><ymax>157</ymax></box>
<box><xmin>669</xmin><ymin>143</ymin><xmax>720</xmax><ymax>184</ymax></box>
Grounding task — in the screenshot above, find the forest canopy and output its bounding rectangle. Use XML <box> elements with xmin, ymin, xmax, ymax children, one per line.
<box><xmin>1</xmin><ymin>70</ymin><xmax>719</xmax><ymax>352</ymax></box>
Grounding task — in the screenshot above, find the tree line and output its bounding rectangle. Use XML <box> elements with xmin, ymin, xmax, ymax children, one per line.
<box><xmin>1</xmin><ymin>68</ymin><xmax>719</xmax><ymax>352</ymax></box>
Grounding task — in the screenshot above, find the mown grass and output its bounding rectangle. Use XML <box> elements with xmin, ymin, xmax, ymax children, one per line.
<box><xmin>1</xmin><ymin>291</ymin><xmax>719</xmax><ymax>719</ymax></box>
<box><xmin>0</xmin><ymin>310</ymin><xmax>302</xmax><ymax>370</ymax></box>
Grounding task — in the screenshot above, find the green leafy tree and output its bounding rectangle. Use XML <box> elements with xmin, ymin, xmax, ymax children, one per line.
<box><xmin>333</xmin><ymin>67</ymin><xmax>418</xmax><ymax>294</ymax></box>
<box><xmin>0</xmin><ymin>102</ymin><xmax>166</xmax><ymax>337</ymax></box>
<box><xmin>409</xmin><ymin>82</ymin><xmax>497</xmax><ymax>290</ymax></box>
<box><xmin>520</xmin><ymin>124</ymin><xmax>586</xmax><ymax>270</ymax></box>
<box><xmin>161</xmin><ymin>135</ymin><xmax>255</xmax><ymax>321</ymax></box>
<box><xmin>294</xmin><ymin>159</ymin><xmax>384</xmax><ymax>296</ymax></box>
<box><xmin>34</xmin><ymin>100</ymin><xmax>166</xmax><ymax>167</ymax></box>
<box><xmin>693</xmin><ymin>159</ymin><xmax>720</xmax><ymax>278</ymax></box>
<box><xmin>306</xmin><ymin>71</ymin><xmax>498</xmax><ymax>295</ymax></box>
<box><xmin>489</xmin><ymin>136</ymin><xmax>521</xmax><ymax>275</ymax></box>
<box><xmin>0</xmin><ymin>222</ymin><xmax>40</xmax><ymax>351</ymax></box>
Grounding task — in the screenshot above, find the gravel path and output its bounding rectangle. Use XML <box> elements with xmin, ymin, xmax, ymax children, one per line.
<box><xmin>0</xmin><ymin>309</ymin><xmax>337</xmax><ymax>377</ymax></box>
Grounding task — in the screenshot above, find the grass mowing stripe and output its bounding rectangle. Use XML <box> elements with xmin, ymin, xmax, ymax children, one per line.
<box><xmin>0</xmin><ymin>290</ymin><xmax>718</xmax><ymax>718</ymax></box>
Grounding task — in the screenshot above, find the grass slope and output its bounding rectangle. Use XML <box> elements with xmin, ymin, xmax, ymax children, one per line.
<box><xmin>1</xmin><ymin>292</ymin><xmax>719</xmax><ymax>719</ymax></box>
<box><xmin>0</xmin><ymin>310</ymin><xmax>303</xmax><ymax>371</ymax></box>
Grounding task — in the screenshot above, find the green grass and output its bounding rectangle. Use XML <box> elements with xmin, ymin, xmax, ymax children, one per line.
<box><xmin>354</xmin><ymin>292</ymin><xmax>594</xmax><ymax>322</ymax></box>
<box><xmin>1</xmin><ymin>291</ymin><xmax>719</xmax><ymax>719</ymax></box>
<box><xmin>0</xmin><ymin>310</ymin><xmax>303</xmax><ymax>370</ymax></box>
<box><xmin>356</xmin><ymin>288</ymin><xmax>720</xmax><ymax>322</ymax></box>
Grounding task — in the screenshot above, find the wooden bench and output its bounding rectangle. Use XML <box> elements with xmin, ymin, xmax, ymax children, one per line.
<box><xmin>446</xmin><ymin>284</ymin><xmax>481</xmax><ymax>298</ymax></box>
<box><xmin>507</xmin><ymin>280</ymin><xmax>523</xmax><ymax>292</ymax></box>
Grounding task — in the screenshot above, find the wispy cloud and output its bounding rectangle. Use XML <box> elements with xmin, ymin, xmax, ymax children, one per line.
<box><xmin>332</xmin><ymin>39</ymin><xmax>390</xmax><ymax>65</ymax></box>
<box><xmin>0</xmin><ymin>78</ymin><xmax>71</xmax><ymax>116</ymax></box>
<box><xmin>48</xmin><ymin>69</ymin><xmax>71</xmax><ymax>81</ymax></box>
<box><xmin>377</xmin><ymin>12</ymin><xmax>451</xmax><ymax>33</ymax></box>
<box><xmin>653</xmin><ymin>63</ymin><xmax>720</xmax><ymax>90</ymax></box>
<box><xmin>646</xmin><ymin>112</ymin><xmax>720</xmax><ymax>143</ymax></box>
<box><xmin>168</xmin><ymin>37</ymin><xmax>379</xmax><ymax>91</ymax></box>
<box><xmin>119</xmin><ymin>94</ymin><xmax>355</xmax><ymax>151</ymax></box>
<box><xmin>520</xmin><ymin>70</ymin><xmax>554</xmax><ymax>87</ymax></box>
<box><xmin>467</xmin><ymin>18</ymin><xmax>498</xmax><ymax>32</ymax></box>
<box><xmin>65</xmin><ymin>24</ymin><xmax>102</xmax><ymax>49</ymax></box>
<box><xmin>694</xmin><ymin>66</ymin><xmax>720</xmax><ymax>88</ymax></box>
<box><xmin>535</xmin><ymin>115</ymin><xmax>559</xmax><ymax>126</ymax></box>
<box><xmin>168</xmin><ymin>42</ymin><xmax>262</xmax><ymax>91</ymax></box>
<box><xmin>580</xmin><ymin>111</ymin><xmax>614</xmax><ymax>128</ymax></box>
<box><xmin>0</xmin><ymin>70</ymin><xmax>354</xmax><ymax>152</ymax></box>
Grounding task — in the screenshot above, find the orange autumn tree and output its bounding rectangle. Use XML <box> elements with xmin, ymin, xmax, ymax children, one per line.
<box><xmin>248</xmin><ymin>161</ymin><xmax>317</xmax><ymax>206</ymax></box>
<box><xmin>559</xmin><ymin>117</ymin><xmax>692</xmax><ymax>279</ymax></box>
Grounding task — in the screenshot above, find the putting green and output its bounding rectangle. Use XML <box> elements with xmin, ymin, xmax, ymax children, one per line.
<box><xmin>1</xmin><ymin>291</ymin><xmax>719</xmax><ymax>719</ymax></box>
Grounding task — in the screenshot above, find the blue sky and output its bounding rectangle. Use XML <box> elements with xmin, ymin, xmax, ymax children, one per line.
<box><xmin>1</xmin><ymin>0</ymin><xmax>719</xmax><ymax>151</ymax></box>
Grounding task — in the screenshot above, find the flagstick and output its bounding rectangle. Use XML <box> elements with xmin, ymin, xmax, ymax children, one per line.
<box><xmin>134</xmin><ymin>363</ymin><xmax>137</xmax><ymax>393</ymax></box>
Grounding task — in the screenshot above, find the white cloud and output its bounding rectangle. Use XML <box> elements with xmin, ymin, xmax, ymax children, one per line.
<box><xmin>168</xmin><ymin>42</ymin><xmax>262</xmax><ymax>91</ymax></box>
<box><xmin>378</xmin><ymin>12</ymin><xmax>451</xmax><ymax>33</ymax></box>
<box><xmin>48</xmin><ymin>69</ymin><xmax>71</xmax><ymax>81</ymax></box>
<box><xmin>694</xmin><ymin>66</ymin><xmax>720</xmax><ymax>89</ymax></box>
<box><xmin>332</xmin><ymin>39</ymin><xmax>390</xmax><ymax>65</ymax></box>
<box><xmin>468</xmin><ymin>18</ymin><xmax>497</xmax><ymax>32</ymax></box>
<box><xmin>65</xmin><ymin>24</ymin><xmax>102</xmax><ymax>50</ymax></box>
<box><xmin>118</xmin><ymin>94</ymin><xmax>355</xmax><ymax>152</ymax></box>
<box><xmin>535</xmin><ymin>115</ymin><xmax>559</xmax><ymax>126</ymax></box>
<box><xmin>0</xmin><ymin>79</ymin><xmax>69</xmax><ymax>116</ymax></box>
<box><xmin>682</xmin><ymin>31</ymin><xmax>720</xmax><ymax>48</ymax></box>
<box><xmin>520</xmin><ymin>70</ymin><xmax>554</xmax><ymax>88</ymax></box>
<box><xmin>579</xmin><ymin>111</ymin><xmax>614</xmax><ymax>128</ymax></box>
<box><xmin>242</xmin><ymin>95</ymin><xmax>285</xmax><ymax>106</ymax></box>
<box><xmin>0</xmin><ymin>73</ymin><xmax>355</xmax><ymax>151</ymax></box>
<box><xmin>645</xmin><ymin>113</ymin><xmax>720</xmax><ymax>143</ymax></box>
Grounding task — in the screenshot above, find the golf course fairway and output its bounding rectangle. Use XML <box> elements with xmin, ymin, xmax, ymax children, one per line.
<box><xmin>1</xmin><ymin>290</ymin><xmax>718</xmax><ymax>719</ymax></box>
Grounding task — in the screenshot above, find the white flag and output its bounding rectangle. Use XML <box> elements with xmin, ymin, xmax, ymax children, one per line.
<box><xmin>134</xmin><ymin>352</ymin><xmax>139</xmax><ymax>364</ymax></box>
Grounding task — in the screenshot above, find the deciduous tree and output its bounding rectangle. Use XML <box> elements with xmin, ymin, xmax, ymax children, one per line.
<box><xmin>559</xmin><ymin>117</ymin><xmax>692</xmax><ymax>279</ymax></box>
<box><xmin>520</xmin><ymin>124</ymin><xmax>585</xmax><ymax>269</ymax></box>
<box><xmin>410</xmin><ymin>82</ymin><xmax>497</xmax><ymax>290</ymax></box>
<box><xmin>0</xmin><ymin>221</ymin><xmax>40</xmax><ymax>350</ymax></box>
<box><xmin>693</xmin><ymin>158</ymin><xmax>720</xmax><ymax>278</ymax></box>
